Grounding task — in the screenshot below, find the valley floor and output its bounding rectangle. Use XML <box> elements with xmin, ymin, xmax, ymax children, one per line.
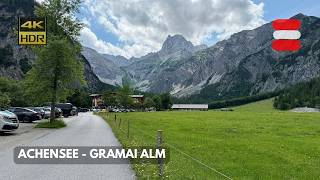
<box><xmin>100</xmin><ymin>99</ymin><xmax>320</xmax><ymax>179</ymax></box>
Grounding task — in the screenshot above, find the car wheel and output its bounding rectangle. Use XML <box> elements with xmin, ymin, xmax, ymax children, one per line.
<box><xmin>23</xmin><ymin>116</ymin><xmax>30</xmax><ymax>123</ymax></box>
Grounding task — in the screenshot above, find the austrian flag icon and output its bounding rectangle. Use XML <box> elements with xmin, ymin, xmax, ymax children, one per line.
<box><xmin>272</xmin><ymin>19</ymin><xmax>301</xmax><ymax>52</ymax></box>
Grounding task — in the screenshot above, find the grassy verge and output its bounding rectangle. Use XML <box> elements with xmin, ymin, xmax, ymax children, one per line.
<box><xmin>35</xmin><ymin>119</ymin><xmax>66</xmax><ymax>129</ymax></box>
<box><xmin>99</xmin><ymin>99</ymin><xmax>320</xmax><ymax>179</ymax></box>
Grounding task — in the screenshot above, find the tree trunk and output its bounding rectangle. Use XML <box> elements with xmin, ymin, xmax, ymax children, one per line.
<box><xmin>50</xmin><ymin>73</ymin><xmax>58</xmax><ymax>122</ymax></box>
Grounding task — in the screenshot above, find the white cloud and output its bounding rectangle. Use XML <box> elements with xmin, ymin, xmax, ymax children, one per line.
<box><xmin>81</xmin><ymin>0</ymin><xmax>265</xmax><ymax>58</ymax></box>
<box><xmin>80</xmin><ymin>27</ymin><xmax>128</xmax><ymax>57</ymax></box>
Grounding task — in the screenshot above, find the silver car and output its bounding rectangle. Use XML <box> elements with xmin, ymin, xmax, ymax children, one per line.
<box><xmin>0</xmin><ymin>110</ymin><xmax>19</xmax><ymax>132</ymax></box>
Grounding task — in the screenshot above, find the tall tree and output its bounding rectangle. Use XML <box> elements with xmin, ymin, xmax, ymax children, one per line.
<box><xmin>143</xmin><ymin>97</ymin><xmax>155</xmax><ymax>109</ymax></box>
<box><xmin>25</xmin><ymin>38</ymin><xmax>84</xmax><ymax>120</ymax></box>
<box><xmin>161</xmin><ymin>93</ymin><xmax>173</xmax><ymax>109</ymax></box>
<box><xmin>25</xmin><ymin>0</ymin><xmax>84</xmax><ymax>121</ymax></box>
<box><xmin>67</xmin><ymin>89</ymin><xmax>92</xmax><ymax>108</ymax></box>
<box><xmin>102</xmin><ymin>91</ymin><xmax>117</xmax><ymax>107</ymax></box>
<box><xmin>152</xmin><ymin>95</ymin><xmax>162</xmax><ymax>111</ymax></box>
<box><xmin>35</xmin><ymin>0</ymin><xmax>83</xmax><ymax>41</ymax></box>
<box><xmin>117</xmin><ymin>83</ymin><xmax>134</xmax><ymax>108</ymax></box>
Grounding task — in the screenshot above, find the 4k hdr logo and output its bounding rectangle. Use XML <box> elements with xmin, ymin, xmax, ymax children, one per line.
<box><xmin>272</xmin><ymin>19</ymin><xmax>301</xmax><ymax>52</ymax></box>
<box><xmin>18</xmin><ymin>18</ymin><xmax>46</xmax><ymax>45</ymax></box>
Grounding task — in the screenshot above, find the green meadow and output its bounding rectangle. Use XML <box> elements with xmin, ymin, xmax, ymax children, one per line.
<box><xmin>100</xmin><ymin>99</ymin><xmax>320</xmax><ymax>179</ymax></box>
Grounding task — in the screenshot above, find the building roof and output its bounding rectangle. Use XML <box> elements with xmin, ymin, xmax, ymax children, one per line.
<box><xmin>171</xmin><ymin>104</ymin><xmax>208</xmax><ymax>109</ymax></box>
<box><xmin>130</xmin><ymin>95</ymin><xmax>144</xmax><ymax>98</ymax></box>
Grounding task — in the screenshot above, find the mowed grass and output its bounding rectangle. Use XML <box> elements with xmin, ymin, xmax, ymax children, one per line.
<box><xmin>100</xmin><ymin>99</ymin><xmax>320</xmax><ymax>179</ymax></box>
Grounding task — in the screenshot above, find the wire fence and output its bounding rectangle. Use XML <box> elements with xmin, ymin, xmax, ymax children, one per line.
<box><xmin>103</xmin><ymin>112</ymin><xmax>233</xmax><ymax>180</ymax></box>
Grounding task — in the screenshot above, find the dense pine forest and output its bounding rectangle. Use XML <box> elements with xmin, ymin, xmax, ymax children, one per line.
<box><xmin>274</xmin><ymin>77</ymin><xmax>320</xmax><ymax>110</ymax></box>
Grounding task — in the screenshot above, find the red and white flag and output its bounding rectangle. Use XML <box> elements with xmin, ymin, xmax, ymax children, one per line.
<box><xmin>272</xmin><ymin>19</ymin><xmax>301</xmax><ymax>52</ymax></box>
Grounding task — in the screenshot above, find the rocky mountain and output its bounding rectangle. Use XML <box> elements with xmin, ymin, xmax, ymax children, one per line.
<box><xmin>0</xmin><ymin>1</ymin><xmax>110</xmax><ymax>92</ymax></box>
<box><xmin>83</xmin><ymin>14</ymin><xmax>320</xmax><ymax>101</ymax></box>
<box><xmin>80</xmin><ymin>55</ymin><xmax>114</xmax><ymax>92</ymax></box>
<box><xmin>195</xmin><ymin>13</ymin><xmax>320</xmax><ymax>100</ymax></box>
<box><xmin>122</xmin><ymin>34</ymin><xmax>207</xmax><ymax>91</ymax></box>
<box><xmin>121</xmin><ymin>14</ymin><xmax>319</xmax><ymax>100</ymax></box>
<box><xmin>103</xmin><ymin>54</ymin><xmax>131</xmax><ymax>67</ymax></box>
<box><xmin>81</xmin><ymin>47</ymin><xmax>125</xmax><ymax>86</ymax></box>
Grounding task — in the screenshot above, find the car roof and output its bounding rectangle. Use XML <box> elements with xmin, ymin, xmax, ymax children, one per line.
<box><xmin>11</xmin><ymin>107</ymin><xmax>36</xmax><ymax>112</ymax></box>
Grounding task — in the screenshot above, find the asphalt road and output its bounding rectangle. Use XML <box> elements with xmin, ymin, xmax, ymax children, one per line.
<box><xmin>0</xmin><ymin>112</ymin><xmax>135</xmax><ymax>180</ymax></box>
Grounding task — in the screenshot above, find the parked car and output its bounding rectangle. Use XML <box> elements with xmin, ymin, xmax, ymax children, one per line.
<box><xmin>55</xmin><ymin>103</ymin><xmax>74</xmax><ymax>117</ymax></box>
<box><xmin>7</xmin><ymin>107</ymin><xmax>41</xmax><ymax>123</ymax></box>
<box><xmin>78</xmin><ymin>108</ymin><xmax>89</xmax><ymax>112</ymax></box>
<box><xmin>92</xmin><ymin>108</ymin><xmax>101</xmax><ymax>113</ymax></box>
<box><xmin>43</xmin><ymin>107</ymin><xmax>62</xmax><ymax>119</ymax></box>
<box><xmin>29</xmin><ymin>107</ymin><xmax>45</xmax><ymax>119</ymax></box>
<box><xmin>0</xmin><ymin>110</ymin><xmax>19</xmax><ymax>132</ymax></box>
<box><xmin>70</xmin><ymin>106</ymin><xmax>78</xmax><ymax>116</ymax></box>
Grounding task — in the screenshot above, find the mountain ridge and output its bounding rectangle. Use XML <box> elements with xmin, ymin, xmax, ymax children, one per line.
<box><xmin>84</xmin><ymin>13</ymin><xmax>320</xmax><ymax>101</ymax></box>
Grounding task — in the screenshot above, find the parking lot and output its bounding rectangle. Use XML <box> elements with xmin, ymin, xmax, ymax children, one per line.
<box><xmin>0</xmin><ymin>119</ymin><xmax>52</xmax><ymax>152</ymax></box>
<box><xmin>0</xmin><ymin>112</ymin><xmax>135</xmax><ymax>180</ymax></box>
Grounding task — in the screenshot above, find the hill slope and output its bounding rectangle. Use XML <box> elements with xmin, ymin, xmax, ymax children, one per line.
<box><xmin>0</xmin><ymin>1</ymin><xmax>110</xmax><ymax>93</ymax></box>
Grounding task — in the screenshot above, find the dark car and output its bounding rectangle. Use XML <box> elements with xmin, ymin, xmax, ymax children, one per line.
<box><xmin>29</xmin><ymin>107</ymin><xmax>45</xmax><ymax>118</ymax></box>
<box><xmin>8</xmin><ymin>107</ymin><xmax>42</xmax><ymax>123</ymax></box>
<box><xmin>43</xmin><ymin>107</ymin><xmax>62</xmax><ymax>119</ymax></box>
<box><xmin>78</xmin><ymin>108</ymin><xmax>89</xmax><ymax>112</ymax></box>
<box><xmin>55</xmin><ymin>103</ymin><xmax>74</xmax><ymax>117</ymax></box>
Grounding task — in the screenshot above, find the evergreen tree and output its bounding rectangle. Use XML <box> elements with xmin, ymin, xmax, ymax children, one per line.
<box><xmin>25</xmin><ymin>0</ymin><xmax>84</xmax><ymax>121</ymax></box>
<box><xmin>152</xmin><ymin>95</ymin><xmax>162</xmax><ymax>111</ymax></box>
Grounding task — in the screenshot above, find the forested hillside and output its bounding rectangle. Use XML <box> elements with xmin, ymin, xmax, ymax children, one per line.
<box><xmin>274</xmin><ymin>77</ymin><xmax>320</xmax><ymax>110</ymax></box>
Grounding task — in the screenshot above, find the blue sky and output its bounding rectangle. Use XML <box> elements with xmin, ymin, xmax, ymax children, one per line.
<box><xmin>74</xmin><ymin>0</ymin><xmax>320</xmax><ymax>58</ymax></box>
<box><xmin>254</xmin><ymin>0</ymin><xmax>320</xmax><ymax>21</ymax></box>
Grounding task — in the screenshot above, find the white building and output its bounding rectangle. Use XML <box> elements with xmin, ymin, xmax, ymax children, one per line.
<box><xmin>171</xmin><ymin>104</ymin><xmax>208</xmax><ymax>111</ymax></box>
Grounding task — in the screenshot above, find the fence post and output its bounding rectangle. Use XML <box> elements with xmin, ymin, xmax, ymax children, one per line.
<box><xmin>157</xmin><ymin>130</ymin><xmax>164</xmax><ymax>178</ymax></box>
<box><xmin>127</xmin><ymin>120</ymin><xmax>130</xmax><ymax>138</ymax></box>
<box><xmin>114</xmin><ymin>114</ymin><xmax>117</xmax><ymax>124</ymax></box>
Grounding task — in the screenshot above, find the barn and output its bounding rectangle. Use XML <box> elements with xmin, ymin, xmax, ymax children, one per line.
<box><xmin>171</xmin><ymin>104</ymin><xmax>208</xmax><ymax>111</ymax></box>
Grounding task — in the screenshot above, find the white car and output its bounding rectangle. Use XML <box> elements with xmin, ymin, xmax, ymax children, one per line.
<box><xmin>43</xmin><ymin>107</ymin><xmax>51</xmax><ymax>119</ymax></box>
<box><xmin>0</xmin><ymin>110</ymin><xmax>19</xmax><ymax>132</ymax></box>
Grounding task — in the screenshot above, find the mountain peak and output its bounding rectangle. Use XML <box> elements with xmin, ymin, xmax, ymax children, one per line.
<box><xmin>291</xmin><ymin>13</ymin><xmax>306</xmax><ymax>19</ymax></box>
<box><xmin>160</xmin><ymin>34</ymin><xmax>194</xmax><ymax>54</ymax></box>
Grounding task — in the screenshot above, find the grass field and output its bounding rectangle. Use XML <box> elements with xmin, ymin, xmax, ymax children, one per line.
<box><xmin>100</xmin><ymin>99</ymin><xmax>320</xmax><ymax>179</ymax></box>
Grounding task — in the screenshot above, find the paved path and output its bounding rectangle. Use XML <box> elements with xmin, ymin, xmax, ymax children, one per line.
<box><xmin>0</xmin><ymin>112</ymin><xmax>135</xmax><ymax>180</ymax></box>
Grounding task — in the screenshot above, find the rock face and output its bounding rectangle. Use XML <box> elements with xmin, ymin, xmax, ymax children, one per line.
<box><xmin>0</xmin><ymin>0</ymin><xmax>35</xmax><ymax>79</ymax></box>
<box><xmin>80</xmin><ymin>55</ymin><xmax>114</xmax><ymax>92</ymax></box>
<box><xmin>122</xmin><ymin>34</ymin><xmax>207</xmax><ymax>92</ymax></box>
<box><xmin>81</xmin><ymin>47</ymin><xmax>124</xmax><ymax>86</ymax></box>
<box><xmin>196</xmin><ymin>14</ymin><xmax>320</xmax><ymax>100</ymax></box>
<box><xmin>103</xmin><ymin>54</ymin><xmax>131</xmax><ymax>67</ymax></box>
<box><xmin>0</xmin><ymin>1</ymin><xmax>110</xmax><ymax>92</ymax></box>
